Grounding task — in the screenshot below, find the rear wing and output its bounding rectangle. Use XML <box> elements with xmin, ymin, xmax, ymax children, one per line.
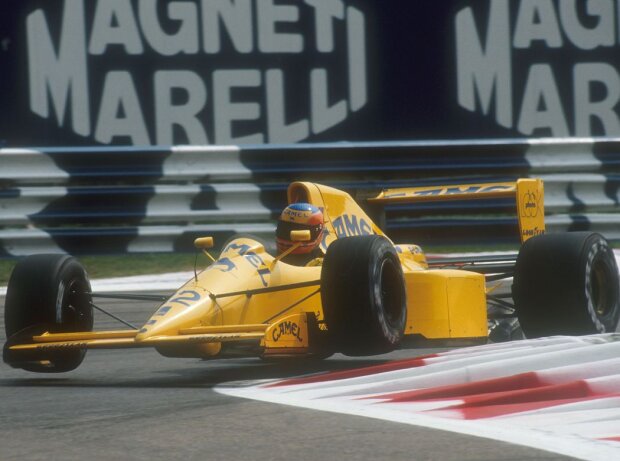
<box><xmin>368</xmin><ymin>179</ymin><xmax>544</xmax><ymax>243</ymax></box>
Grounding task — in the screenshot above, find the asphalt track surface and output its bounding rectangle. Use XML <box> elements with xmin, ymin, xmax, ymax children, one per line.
<box><xmin>0</xmin><ymin>295</ymin><xmax>575</xmax><ymax>461</ymax></box>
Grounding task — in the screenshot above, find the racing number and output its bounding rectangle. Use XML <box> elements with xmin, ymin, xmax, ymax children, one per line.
<box><xmin>154</xmin><ymin>291</ymin><xmax>201</xmax><ymax>319</ymax></box>
<box><xmin>169</xmin><ymin>290</ymin><xmax>201</xmax><ymax>306</ymax></box>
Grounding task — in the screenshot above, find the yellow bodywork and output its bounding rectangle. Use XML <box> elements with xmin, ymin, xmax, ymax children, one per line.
<box><xmin>8</xmin><ymin>179</ymin><xmax>545</xmax><ymax>360</ymax></box>
<box><xmin>404</xmin><ymin>270</ymin><xmax>487</xmax><ymax>339</ymax></box>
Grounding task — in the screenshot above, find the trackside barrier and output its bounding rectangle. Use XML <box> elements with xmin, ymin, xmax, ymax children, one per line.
<box><xmin>1</xmin><ymin>138</ymin><xmax>620</xmax><ymax>256</ymax></box>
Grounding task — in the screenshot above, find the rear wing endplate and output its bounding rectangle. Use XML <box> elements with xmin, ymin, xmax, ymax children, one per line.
<box><xmin>368</xmin><ymin>179</ymin><xmax>545</xmax><ymax>243</ymax></box>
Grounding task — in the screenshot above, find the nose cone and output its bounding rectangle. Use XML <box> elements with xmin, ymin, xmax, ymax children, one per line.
<box><xmin>135</xmin><ymin>289</ymin><xmax>213</xmax><ymax>342</ymax></box>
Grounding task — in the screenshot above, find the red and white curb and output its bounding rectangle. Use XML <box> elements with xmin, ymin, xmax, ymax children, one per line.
<box><xmin>216</xmin><ymin>335</ymin><xmax>620</xmax><ymax>461</ymax></box>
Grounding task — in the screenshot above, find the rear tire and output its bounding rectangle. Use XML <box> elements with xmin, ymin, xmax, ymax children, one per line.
<box><xmin>513</xmin><ymin>232</ymin><xmax>620</xmax><ymax>338</ymax></box>
<box><xmin>321</xmin><ymin>236</ymin><xmax>407</xmax><ymax>355</ymax></box>
<box><xmin>3</xmin><ymin>255</ymin><xmax>93</xmax><ymax>372</ymax></box>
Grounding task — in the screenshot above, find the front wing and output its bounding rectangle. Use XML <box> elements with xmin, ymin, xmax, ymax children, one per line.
<box><xmin>5</xmin><ymin>313</ymin><xmax>312</xmax><ymax>358</ymax></box>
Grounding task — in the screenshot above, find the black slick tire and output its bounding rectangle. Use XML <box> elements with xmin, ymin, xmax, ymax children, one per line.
<box><xmin>321</xmin><ymin>235</ymin><xmax>407</xmax><ymax>355</ymax></box>
<box><xmin>3</xmin><ymin>254</ymin><xmax>94</xmax><ymax>372</ymax></box>
<box><xmin>513</xmin><ymin>232</ymin><xmax>620</xmax><ymax>338</ymax></box>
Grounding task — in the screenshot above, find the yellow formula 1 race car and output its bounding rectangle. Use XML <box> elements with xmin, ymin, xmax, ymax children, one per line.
<box><xmin>4</xmin><ymin>180</ymin><xmax>620</xmax><ymax>372</ymax></box>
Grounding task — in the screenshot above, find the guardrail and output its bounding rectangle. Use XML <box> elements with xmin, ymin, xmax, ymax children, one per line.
<box><xmin>2</xmin><ymin>138</ymin><xmax>620</xmax><ymax>256</ymax></box>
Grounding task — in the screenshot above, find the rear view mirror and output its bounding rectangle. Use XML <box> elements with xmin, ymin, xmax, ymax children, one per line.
<box><xmin>290</xmin><ymin>230</ymin><xmax>311</xmax><ymax>242</ymax></box>
<box><xmin>194</xmin><ymin>237</ymin><xmax>214</xmax><ymax>250</ymax></box>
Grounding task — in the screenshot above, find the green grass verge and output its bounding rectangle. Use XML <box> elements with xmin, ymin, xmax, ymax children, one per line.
<box><xmin>0</xmin><ymin>253</ymin><xmax>198</xmax><ymax>286</ymax></box>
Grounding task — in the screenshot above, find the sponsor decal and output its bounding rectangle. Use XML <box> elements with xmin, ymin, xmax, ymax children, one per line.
<box><xmin>26</xmin><ymin>0</ymin><xmax>367</xmax><ymax>145</ymax></box>
<box><xmin>186</xmin><ymin>334</ymin><xmax>241</xmax><ymax>343</ymax></box>
<box><xmin>520</xmin><ymin>190</ymin><xmax>541</xmax><ymax>218</ymax></box>
<box><xmin>456</xmin><ymin>0</ymin><xmax>620</xmax><ymax>136</ymax></box>
<box><xmin>319</xmin><ymin>213</ymin><xmax>373</xmax><ymax>251</ymax></box>
<box><xmin>331</xmin><ymin>213</ymin><xmax>373</xmax><ymax>238</ymax></box>
<box><xmin>212</xmin><ymin>257</ymin><xmax>236</xmax><ymax>273</ymax></box>
<box><xmin>389</xmin><ymin>184</ymin><xmax>514</xmax><ymax>198</ymax></box>
<box><xmin>224</xmin><ymin>242</ymin><xmax>270</xmax><ymax>286</ymax></box>
<box><xmin>522</xmin><ymin>227</ymin><xmax>544</xmax><ymax>238</ymax></box>
<box><xmin>272</xmin><ymin>320</ymin><xmax>303</xmax><ymax>343</ymax></box>
<box><xmin>38</xmin><ymin>342</ymin><xmax>88</xmax><ymax>350</ymax></box>
<box><xmin>283</xmin><ymin>209</ymin><xmax>310</xmax><ymax>220</ymax></box>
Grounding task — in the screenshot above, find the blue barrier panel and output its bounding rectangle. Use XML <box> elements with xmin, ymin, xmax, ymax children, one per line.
<box><xmin>2</xmin><ymin>139</ymin><xmax>620</xmax><ymax>256</ymax></box>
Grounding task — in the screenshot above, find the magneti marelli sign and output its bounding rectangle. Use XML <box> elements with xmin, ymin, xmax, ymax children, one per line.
<box><xmin>3</xmin><ymin>0</ymin><xmax>620</xmax><ymax>146</ymax></box>
<box><xmin>456</xmin><ymin>0</ymin><xmax>620</xmax><ymax>137</ymax></box>
<box><xmin>25</xmin><ymin>0</ymin><xmax>367</xmax><ymax>145</ymax></box>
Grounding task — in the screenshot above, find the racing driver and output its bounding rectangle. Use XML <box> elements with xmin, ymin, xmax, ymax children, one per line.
<box><xmin>275</xmin><ymin>203</ymin><xmax>324</xmax><ymax>266</ymax></box>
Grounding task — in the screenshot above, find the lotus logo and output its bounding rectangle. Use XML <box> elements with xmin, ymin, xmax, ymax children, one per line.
<box><xmin>521</xmin><ymin>190</ymin><xmax>539</xmax><ymax>218</ymax></box>
<box><xmin>26</xmin><ymin>0</ymin><xmax>368</xmax><ymax>145</ymax></box>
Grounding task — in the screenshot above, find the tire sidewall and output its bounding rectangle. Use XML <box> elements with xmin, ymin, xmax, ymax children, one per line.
<box><xmin>367</xmin><ymin>241</ymin><xmax>407</xmax><ymax>347</ymax></box>
<box><xmin>582</xmin><ymin>236</ymin><xmax>620</xmax><ymax>333</ymax></box>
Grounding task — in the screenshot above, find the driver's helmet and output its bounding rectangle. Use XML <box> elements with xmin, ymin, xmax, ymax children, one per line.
<box><xmin>276</xmin><ymin>203</ymin><xmax>324</xmax><ymax>254</ymax></box>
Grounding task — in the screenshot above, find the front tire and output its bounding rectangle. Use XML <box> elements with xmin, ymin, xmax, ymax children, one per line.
<box><xmin>513</xmin><ymin>232</ymin><xmax>620</xmax><ymax>338</ymax></box>
<box><xmin>3</xmin><ymin>255</ymin><xmax>94</xmax><ymax>372</ymax></box>
<box><xmin>321</xmin><ymin>236</ymin><xmax>407</xmax><ymax>355</ymax></box>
